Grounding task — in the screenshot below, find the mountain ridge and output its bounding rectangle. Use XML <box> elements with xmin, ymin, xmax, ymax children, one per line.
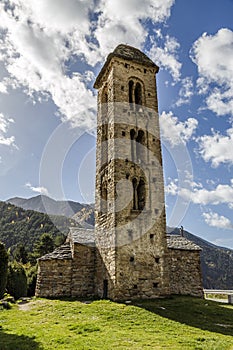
<box><xmin>7</xmin><ymin>195</ymin><xmax>91</xmax><ymax>218</ymax></box>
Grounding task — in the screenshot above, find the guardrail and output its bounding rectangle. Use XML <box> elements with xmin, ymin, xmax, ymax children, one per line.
<box><xmin>203</xmin><ymin>289</ymin><xmax>233</xmax><ymax>304</ymax></box>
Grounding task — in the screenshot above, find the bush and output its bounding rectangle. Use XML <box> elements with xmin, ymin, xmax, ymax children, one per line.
<box><xmin>7</xmin><ymin>262</ymin><xmax>27</xmax><ymax>300</ymax></box>
<box><xmin>0</xmin><ymin>242</ymin><xmax>8</xmax><ymax>299</ymax></box>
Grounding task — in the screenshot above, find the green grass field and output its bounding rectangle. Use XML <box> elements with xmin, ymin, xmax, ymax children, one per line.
<box><xmin>0</xmin><ymin>296</ymin><xmax>233</xmax><ymax>349</ymax></box>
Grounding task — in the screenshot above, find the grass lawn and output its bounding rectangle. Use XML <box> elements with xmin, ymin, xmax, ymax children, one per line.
<box><xmin>0</xmin><ymin>296</ymin><xmax>233</xmax><ymax>349</ymax></box>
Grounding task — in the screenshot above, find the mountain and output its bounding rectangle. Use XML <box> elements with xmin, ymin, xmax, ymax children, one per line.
<box><xmin>72</xmin><ymin>205</ymin><xmax>95</xmax><ymax>228</ymax></box>
<box><xmin>168</xmin><ymin>227</ymin><xmax>233</xmax><ymax>289</ymax></box>
<box><xmin>0</xmin><ymin>201</ymin><xmax>78</xmax><ymax>253</ymax></box>
<box><xmin>7</xmin><ymin>195</ymin><xmax>87</xmax><ymax>218</ymax></box>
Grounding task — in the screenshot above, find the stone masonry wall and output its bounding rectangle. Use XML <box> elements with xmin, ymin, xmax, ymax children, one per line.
<box><xmin>169</xmin><ymin>249</ymin><xmax>203</xmax><ymax>297</ymax></box>
<box><xmin>71</xmin><ymin>244</ymin><xmax>96</xmax><ymax>298</ymax></box>
<box><xmin>36</xmin><ymin>259</ymin><xmax>72</xmax><ymax>297</ymax></box>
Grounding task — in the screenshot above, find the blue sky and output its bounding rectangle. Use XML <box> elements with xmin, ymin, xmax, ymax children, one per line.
<box><xmin>0</xmin><ymin>0</ymin><xmax>233</xmax><ymax>248</ymax></box>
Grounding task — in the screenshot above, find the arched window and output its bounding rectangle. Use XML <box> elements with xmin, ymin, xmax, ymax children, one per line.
<box><xmin>134</xmin><ymin>82</ymin><xmax>142</xmax><ymax>105</ymax></box>
<box><xmin>101</xmin><ymin>178</ymin><xmax>107</xmax><ymax>213</ymax></box>
<box><xmin>101</xmin><ymin>86</ymin><xmax>108</xmax><ymax>117</ymax></box>
<box><xmin>129</xmin><ymin>80</ymin><xmax>134</xmax><ymax>104</ymax></box>
<box><xmin>137</xmin><ymin>179</ymin><xmax>146</xmax><ymax>211</ymax></box>
<box><xmin>132</xmin><ymin>178</ymin><xmax>138</xmax><ymax>210</ymax></box>
<box><xmin>130</xmin><ymin>129</ymin><xmax>136</xmax><ymax>162</ymax></box>
<box><xmin>136</xmin><ymin>130</ymin><xmax>145</xmax><ymax>161</ymax></box>
<box><xmin>101</xmin><ymin>124</ymin><xmax>108</xmax><ymax>165</ymax></box>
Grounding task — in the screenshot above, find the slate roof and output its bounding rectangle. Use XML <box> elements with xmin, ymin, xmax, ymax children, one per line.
<box><xmin>166</xmin><ymin>235</ymin><xmax>201</xmax><ymax>251</ymax></box>
<box><xmin>39</xmin><ymin>231</ymin><xmax>200</xmax><ymax>261</ymax></box>
<box><xmin>94</xmin><ymin>44</ymin><xmax>159</xmax><ymax>88</ymax></box>
<box><xmin>70</xmin><ymin>227</ymin><xmax>95</xmax><ymax>247</ymax></box>
<box><xmin>112</xmin><ymin>44</ymin><xmax>157</xmax><ymax>67</ymax></box>
<box><xmin>38</xmin><ymin>242</ymin><xmax>72</xmax><ymax>261</ymax></box>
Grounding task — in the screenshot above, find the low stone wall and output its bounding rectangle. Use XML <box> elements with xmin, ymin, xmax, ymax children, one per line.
<box><xmin>169</xmin><ymin>249</ymin><xmax>203</xmax><ymax>297</ymax></box>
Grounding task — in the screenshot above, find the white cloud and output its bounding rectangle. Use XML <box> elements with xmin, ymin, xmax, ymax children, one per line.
<box><xmin>176</xmin><ymin>77</ymin><xmax>194</xmax><ymax>106</ymax></box>
<box><xmin>0</xmin><ymin>113</ymin><xmax>17</xmax><ymax>147</ymax></box>
<box><xmin>180</xmin><ymin>180</ymin><xmax>233</xmax><ymax>207</ymax></box>
<box><xmin>149</xmin><ymin>35</ymin><xmax>182</xmax><ymax>81</ymax></box>
<box><xmin>197</xmin><ymin>126</ymin><xmax>233</xmax><ymax>167</ymax></box>
<box><xmin>191</xmin><ymin>28</ymin><xmax>233</xmax><ymax>117</ymax></box>
<box><xmin>27</xmin><ymin>0</ymin><xmax>93</xmax><ymax>33</ymax></box>
<box><xmin>165</xmin><ymin>179</ymin><xmax>178</xmax><ymax>195</ymax></box>
<box><xmin>203</xmin><ymin>211</ymin><xmax>233</xmax><ymax>230</ymax></box>
<box><xmin>166</xmin><ymin>177</ymin><xmax>233</xmax><ymax>208</ymax></box>
<box><xmin>25</xmin><ymin>182</ymin><xmax>50</xmax><ymax>196</ymax></box>
<box><xmin>160</xmin><ymin>111</ymin><xmax>198</xmax><ymax>146</ymax></box>
<box><xmin>0</xmin><ymin>0</ymin><xmax>175</xmax><ymax>128</ymax></box>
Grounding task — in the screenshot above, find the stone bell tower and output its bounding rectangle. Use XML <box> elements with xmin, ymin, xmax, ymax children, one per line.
<box><xmin>94</xmin><ymin>44</ymin><xmax>170</xmax><ymax>300</ymax></box>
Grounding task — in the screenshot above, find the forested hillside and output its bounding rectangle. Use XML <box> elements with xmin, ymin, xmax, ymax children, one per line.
<box><xmin>0</xmin><ymin>201</ymin><xmax>76</xmax><ymax>254</ymax></box>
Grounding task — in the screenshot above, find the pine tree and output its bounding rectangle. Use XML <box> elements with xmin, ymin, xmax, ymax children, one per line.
<box><xmin>34</xmin><ymin>233</ymin><xmax>54</xmax><ymax>257</ymax></box>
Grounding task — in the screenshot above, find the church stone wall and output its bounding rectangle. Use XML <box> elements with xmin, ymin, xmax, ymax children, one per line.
<box><xmin>71</xmin><ymin>244</ymin><xmax>96</xmax><ymax>298</ymax></box>
<box><xmin>169</xmin><ymin>249</ymin><xmax>203</xmax><ymax>297</ymax></box>
<box><xmin>36</xmin><ymin>259</ymin><xmax>72</xmax><ymax>297</ymax></box>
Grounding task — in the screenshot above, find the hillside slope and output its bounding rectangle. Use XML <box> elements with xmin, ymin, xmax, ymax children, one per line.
<box><xmin>0</xmin><ymin>201</ymin><xmax>77</xmax><ymax>253</ymax></box>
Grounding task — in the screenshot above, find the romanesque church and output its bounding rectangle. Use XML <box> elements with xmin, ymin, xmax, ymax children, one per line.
<box><xmin>36</xmin><ymin>45</ymin><xmax>203</xmax><ymax>300</ymax></box>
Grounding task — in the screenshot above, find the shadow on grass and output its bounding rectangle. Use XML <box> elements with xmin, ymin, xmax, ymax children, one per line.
<box><xmin>0</xmin><ymin>329</ymin><xmax>43</xmax><ymax>350</ymax></box>
<box><xmin>133</xmin><ymin>295</ymin><xmax>233</xmax><ymax>337</ymax></box>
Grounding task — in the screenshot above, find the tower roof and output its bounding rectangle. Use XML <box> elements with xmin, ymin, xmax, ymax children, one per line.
<box><xmin>94</xmin><ymin>44</ymin><xmax>159</xmax><ymax>89</ymax></box>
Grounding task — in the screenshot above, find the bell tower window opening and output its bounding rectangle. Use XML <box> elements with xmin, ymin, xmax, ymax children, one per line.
<box><xmin>136</xmin><ymin>130</ymin><xmax>145</xmax><ymax>162</ymax></box>
<box><xmin>137</xmin><ymin>179</ymin><xmax>146</xmax><ymax>211</ymax></box>
<box><xmin>132</xmin><ymin>178</ymin><xmax>138</xmax><ymax>210</ymax></box>
<box><xmin>101</xmin><ymin>124</ymin><xmax>108</xmax><ymax>165</ymax></box>
<box><xmin>101</xmin><ymin>177</ymin><xmax>108</xmax><ymax>213</ymax></box>
<box><xmin>129</xmin><ymin>80</ymin><xmax>134</xmax><ymax>104</ymax></box>
<box><xmin>130</xmin><ymin>129</ymin><xmax>136</xmax><ymax>162</ymax></box>
<box><xmin>135</xmin><ymin>82</ymin><xmax>142</xmax><ymax>106</ymax></box>
<box><xmin>101</xmin><ymin>85</ymin><xmax>108</xmax><ymax>120</ymax></box>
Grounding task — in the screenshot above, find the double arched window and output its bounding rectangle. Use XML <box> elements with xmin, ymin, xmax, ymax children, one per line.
<box><xmin>128</xmin><ymin>80</ymin><xmax>143</xmax><ymax>107</ymax></box>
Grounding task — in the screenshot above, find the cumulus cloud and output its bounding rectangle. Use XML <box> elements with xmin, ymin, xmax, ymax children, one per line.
<box><xmin>197</xmin><ymin>126</ymin><xmax>233</xmax><ymax>167</ymax></box>
<box><xmin>0</xmin><ymin>113</ymin><xmax>17</xmax><ymax>147</ymax></box>
<box><xmin>25</xmin><ymin>182</ymin><xmax>50</xmax><ymax>196</ymax></box>
<box><xmin>0</xmin><ymin>0</ymin><xmax>176</xmax><ymax>128</ymax></box>
<box><xmin>166</xmin><ymin>177</ymin><xmax>233</xmax><ymax>209</ymax></box>
<box><xmin>165</xmin><ymin>179</ymin><xmax>178</xmax><ymax>195</ymax></box>
<box><xmin>149</xmin><ymin>35</ymin><xmax>182</xmax><ymax>81</ymax></box>
<box><xmin>160</xmin><ymin>111</ymin><xmax>198</xmax><ymax>146</ymax></box>
<box><xmin>180</xmin><ymin>180</ymin><xmax>233</xmax><ymax>207</ymax></box>
<box><xmin>191</xmin><ymin>28</ymin><xmax>233</xmax><ymax>117</ymax></box>
<box><xmin>176</xmin><ymin>77</ymin><xmax>194</xmax><ymax>106</ymax></box>
<box><xmin>203</xmin><ymin>211</ymin><xmax>233</xmax><ymax>230</ymax></box>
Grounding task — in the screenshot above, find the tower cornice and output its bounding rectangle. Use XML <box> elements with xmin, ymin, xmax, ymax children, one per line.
<box><xmin>94</xmin><ymin>44</ymin><xmax>159</xmax><ymax>89</ymax></box>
